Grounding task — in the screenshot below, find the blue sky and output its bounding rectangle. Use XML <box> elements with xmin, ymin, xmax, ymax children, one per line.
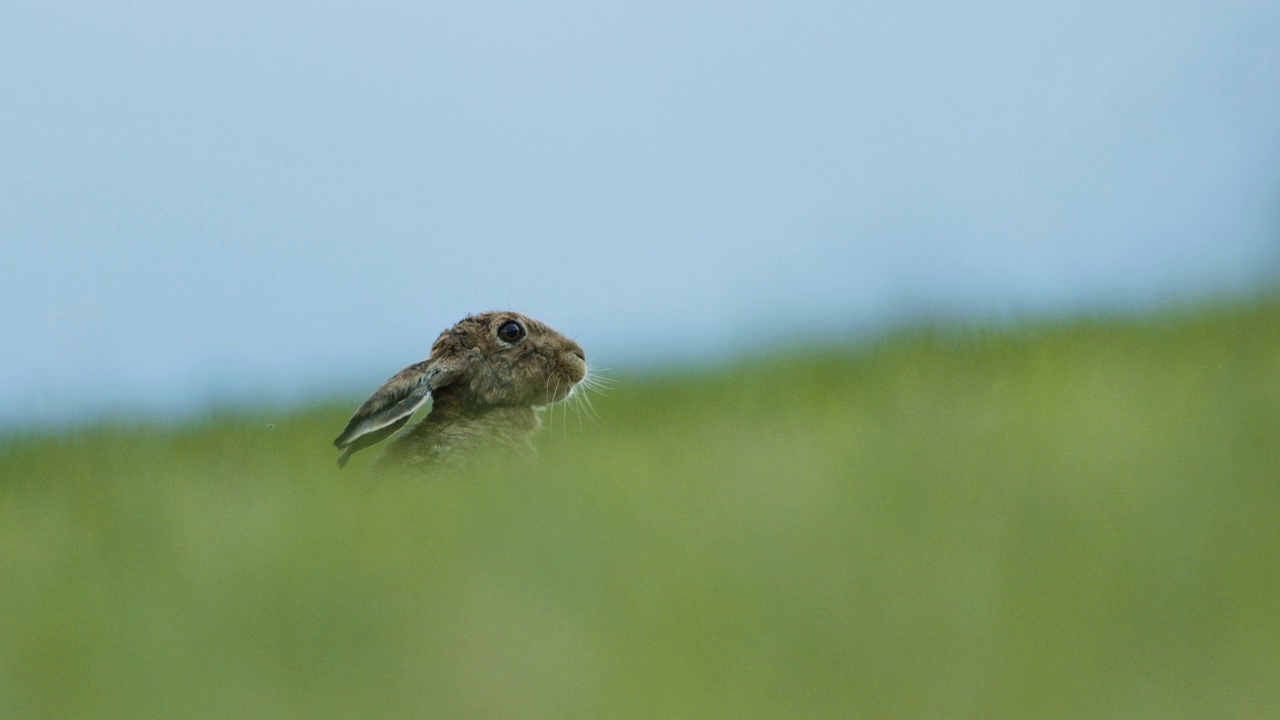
<box><xmin>2</xmin><ymin>0</ymin><xmax>1278</xmax><ymax>424</ymax></box>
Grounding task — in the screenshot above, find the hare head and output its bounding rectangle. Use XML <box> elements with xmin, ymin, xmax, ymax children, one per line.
<box><xmin>334</xmin><ymin>312</ymin><xmax>587</xmax><ymax>469</ymax></box>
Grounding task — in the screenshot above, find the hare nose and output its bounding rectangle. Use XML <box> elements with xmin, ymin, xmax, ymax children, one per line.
<box><xmin>567</xmin><ymin>341</ymin><xmax>585</xmax><ymax>361</ymax></box>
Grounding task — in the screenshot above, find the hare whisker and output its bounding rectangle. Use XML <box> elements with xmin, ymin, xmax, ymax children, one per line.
<box><xmin>580</xmin><ymin>386</ymin><xmax>602</xmax><ymax>423</ymax></box>
<box><xmin>582</xmin><ymin>371</ymin><xmax>616</xmax><ymax>393</ymax></box>
<box><xmin>560</xmin><ymin>380</ymin><xmax>569</xmax><ymax>437</ymax></box>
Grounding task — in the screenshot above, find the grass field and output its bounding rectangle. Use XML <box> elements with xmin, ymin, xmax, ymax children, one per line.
<box><xmin>2</xmin><ymin>299</ymin><xmax>1278</xmax><ymax>718</ymax></box>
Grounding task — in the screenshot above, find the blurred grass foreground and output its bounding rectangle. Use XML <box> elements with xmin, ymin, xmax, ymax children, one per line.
<box><xmin>2</xmin><ymin>298</ymin><xmax>1278</xmax><ymax>719</ymax></box>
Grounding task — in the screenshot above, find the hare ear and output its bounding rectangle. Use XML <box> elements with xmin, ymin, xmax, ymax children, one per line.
<box><xmin>333</xmin><ymin>358</ymin><xmax>462</xmax><ymax>468</ymax></box>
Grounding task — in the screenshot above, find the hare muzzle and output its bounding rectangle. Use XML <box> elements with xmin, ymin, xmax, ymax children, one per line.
<box><xmin>548</xmin><ymin>341</ymin><xmax>587</xmax><ymax>403</ymax></box>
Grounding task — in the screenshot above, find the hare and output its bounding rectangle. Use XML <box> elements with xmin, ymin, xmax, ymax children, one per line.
<box><xmin>334</xmin><ymin>312</ymin><xmax>588</xmax><ymax>473</ymax></box>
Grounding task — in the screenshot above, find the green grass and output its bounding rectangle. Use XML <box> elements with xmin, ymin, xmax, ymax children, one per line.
<box><xmin>2</xmin><ymin>299</ymin><xmax>1279</xmax><ymax>718</ymax></box>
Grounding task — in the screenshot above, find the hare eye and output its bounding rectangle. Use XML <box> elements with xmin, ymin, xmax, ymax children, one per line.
<box><xmin>497</xmin><ymin>320</ymin><xmax>526</xmax><ymax>343</ymax></box>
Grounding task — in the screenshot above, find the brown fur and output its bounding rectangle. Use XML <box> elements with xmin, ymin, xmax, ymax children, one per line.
<box><xmin>334</xmin><ymin>311</ymin><xmax>586</xmax><ymax>474</ymax></box>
